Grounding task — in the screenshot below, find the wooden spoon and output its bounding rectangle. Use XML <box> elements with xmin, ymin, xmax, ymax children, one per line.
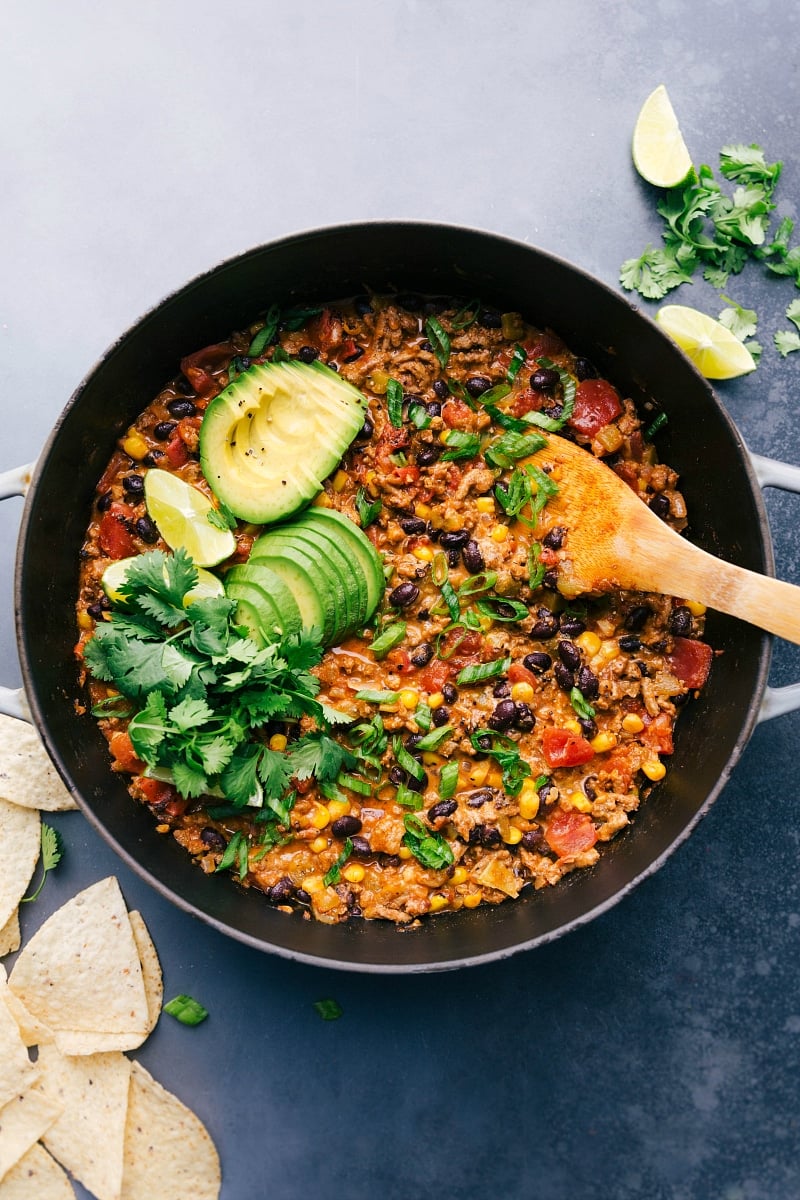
<box><xmin>525</xmin><ymin>434</ymin><xmax>800</xmax><ymax>645</ymax></box>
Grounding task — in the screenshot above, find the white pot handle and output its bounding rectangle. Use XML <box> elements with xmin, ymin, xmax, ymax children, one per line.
<box><xmin>0</xmin><ymin>463</ymin><xmax>35</xmax><ymax>723</ymax></box>
<box><xmin>749</xmin><ymin>450</ymin><xmax>800</xmax><ymax>722</ymax></box>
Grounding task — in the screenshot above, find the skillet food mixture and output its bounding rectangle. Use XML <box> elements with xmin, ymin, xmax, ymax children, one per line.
<box><xmin>76</xmin><ymin>297</ymin><xmax>713</xmax><ymax>925</ymax></box>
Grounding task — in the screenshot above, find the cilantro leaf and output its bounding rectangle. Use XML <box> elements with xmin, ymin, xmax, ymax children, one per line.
<box><xmin>619</xmin><ymin>244</ymin><xmax>695</xmax><ymax>299</ymax></box>
<box><xmin>719</xmin><ymin>144</ymin><xmax>782</xmax><ymax>190</ymax></box>
<box><xmin>402</xmin><ymin>815</ymin><xmax>454</xmax><ymax>870</ymax></box>
<box><xmin>718</xmin><ymin>295</ymin><xmax>758</xmax><ymax>341</ymax></box>
<box><xmin>314</xmin><ymin>999</ymin><xmax>343</xmax><ymax>1020</ymax></box>
<box><xmin>786</xmin><ymin>299</ymin><xmax>800</xmax><ymax>331</ymax></box>
<box><xmin>21</xmin><ymin>824</ymin><xmax>63</xmax><ymax>903</ymax></box>
<box><xmin>774</xmin><ymin>330</ymin><xmax>800</xmax><ymax>357</ymax></box>
<box><xmin>355</xmin><ymin>486</ymin><xmax>382</xmax><ymax>529</ymax></box>
<box><xmin>289</xmin><ymin>734</ymin><xmax>357</xmax><ymax>784</ymax></box>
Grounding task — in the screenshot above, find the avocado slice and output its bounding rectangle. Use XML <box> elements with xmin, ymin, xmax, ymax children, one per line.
<box><xmin>259</xmin><ymin>524</ymin><xmax>367</xmax><ymax>633</ymax></box>
<box><xmin>224</xmin><ymin>563</ymin><xmax>303</xmax><ymax>642</ymax></box>
<box><xmin>228</xmin><ymin>594</ymin><xmax>275</xmax><ymax>647</ymax></box>
<box><xmin>249</xmin><ymin>539</ymin><xmax>339</xmax><ymax>644</ymax></box>
<box><xmin>296</xmin><ymin>509</ymin><xmax>385</xmax><ymax>619</ymax></box>
<box><xmin>199</xmin><ymin>360</ymin><xmax>368</xmax><ymax>524</ymax></box>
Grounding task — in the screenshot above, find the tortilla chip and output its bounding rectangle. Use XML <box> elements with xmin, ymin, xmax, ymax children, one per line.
<box><xmin>0</xmin><ymin>982</ymin><xmax>38</xmax><ymax>1111</ymax></box>
<box><xmin>8</xmin><ymin>877</ymin><xmax>150</xmax><ymax>1046</ymax></box>
<box><xmin>0</xmin><ymin>912</ymin><xmax>20</xmax><ymax>959</ymax></box>
<box><xmin>121</xmin><ymin>1061</ymin><xmax>221</xmax><ymax>1200</ymax></box>
<box><xmin>0</xmin><ymin>799</ymin><xmax>40</xmax><ymax>932</ymax></box>
<box><xmin>0</xmin><ymin>1143</ymin><xmax>75</xmax><ymax>1199</ymax></box>
<box><xmin>0</xmin><ymin>966</ymin><xmax>52</xmax><ymax>1048</ymax></box>
<box><xmin>128</xmin><ymin>911</ymin><xmax>163</xmax><ymax>1035</ymax></box>
<box><xmin>33</xmin><ymin>1044</ymin><xmax>131</xmax><ymax>1200</ymax></box>
<box><xmin>0</xmin><ymin>1088</ymin><xmax>63</xmax><ymax>1183</ymax></box>
<box><xmin>0</xmin><ymin>715</ymin><xmax>77</xmax><ymax>812</ymax></box>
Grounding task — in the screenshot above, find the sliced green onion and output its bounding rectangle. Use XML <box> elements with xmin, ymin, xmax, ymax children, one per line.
<box><xmin>271</xmin><ymin>345</ymin><xmax>290</xmax><ymax>363</ymax></box>
<box><xmin>506</xmin><ymin>344</ymin><xmax>527</xmax><ymax>383</ymax></box>
<box><xmin>425</xmin><ymin>316</ymin><xmax>451</xmax><ymax>369</ymax></box>
<box><xmin>645</xmin><ymin>412</ymin><xmax>669</xmax><ymax>439</ymax></box>
<box><xmin>521</xmin><ymin>358</ymin><xmax>577</xmax><ymax>430</ymax></box>
<box><xmin>435</xmin><ymin>623</ymin><xmax>470</xmax><ymax>660</ymax></box>
<box><xmin>528</xmin><ymin>542</ymin><xmax>546</xmax><ymax>590</ymax></box>
<box><xmin>163</xmin><ymin>994</ymin><xmax>209</xmax><ymax>1026</ymax></box>
<box><xmin>415</xmin><ymin>703</ymin><xmax>433</xmax><ymax>732</ymax></box>
<box><xmin>215</xmin><ymin>830</ymin><xmax>248</xmax><ymax>875</ymax></box>
<box><xmin>570</xmin><ymin>687</ymin><xmax>596</xmax><ymax>721</ymax></box>
<box><xmin>457</xmin><ymin>572</ymin><xmax>498</xmax><ymax>596</ymax></box>
<box><xmin>482</xmin><ymin>403</ymin><xmax>530</xmax><ymax>432</ymax></box>
<box><xmin>91</xmin><ymin>695</ymin><xmax>133</xmax><ymax>718</ymax></box>
<box><xmin>370</xmin><ymin>623</ymin><xmax>407</xmax><ymax>659</ymax></box>
<box><xmin>227</xmin><ymin>355</ymin><xmax>249</xmax><ymax>382</ymax></box>
<box><xmin>282</xmin><ymin>304</ymin><xmax>323</xmax><ymax>330</ymax></box>
<box><xmin>395</xmin><ymin>781</ymin><xmax>423</xmax><ymax>810</ymax></box>
<box><xmin>314</xmin><ymin>999</ymin><xmax>343</xmax><ymax>1020</ymax></box>
<box><xmin>337</xmin><ymin>773</ymin><xmax>372</xmax><ymax>796</ymax></box>
<box><xmin>323</xmin><ymin>838</ymin><xmax>354</xmax><ymax>886</ymax></box>
<box><xmin>460</xmin><ymin>607</ymin><xmax>483</xmax><ymax>630</ymax></box>
<box><xmin>248</xmin><ymin>304</ymin><xmax>281</xmax><ymax>356</ymax></box>
<box><xmin>408</xmin><ymin>402</ymin><xmax>432</xmax><ymax>429</ymax></box>
<box><xmin>495</xmin><ymin>467</ymin><xmax>532</xmax><ymax>518</ymax></box>
<box><xmin>440</xmin><ymin>579</ymin><xmax>460</xmax><ymax>622</ymax></box>
<box><xmin>355</xmin><ymin>486</ymin><xmax>382</xmax><ymax>529</ymax></box>
<box><xmin>355</xmin><ymin>688</ymin><xmax>400</xmax><ymax>704</ymax></box>
<box><xmin>414</xmin><ymin>725</ymin><xmax>454</xmax><ymax>752</ymax></box>
<box><xmin>478</xmin><ymin>382</ymin><xmax>512</xmax><ymax>407</ymax></box>
<box><xmin>393</xmin><ymin>737</ymin><xmax>426</xmax><ymax>783</ymax></box>
<box><xmin>474</xmin><ymin>596</ymin><xmax>529</xmax><ymax>622</ymax></box>
<box><xmin>446</xmin><ymin>377</ymin><xmax>469</xmax><ymax>401</ymax></box>
<box><xmin>432</xmin><ymin>550</ymin><xmax>449</xmax><ymax>587</ymax></box>
<box><xmin>387</xmin><ymin>377</ymin><xmax>404</xmax><ymax>428</ymax></box>
<box><xmin>485</xmin><ymin>430</ymin><xmax>548</xmax><ymax>469</ymax></box>
<box><xmin>440</xmin><ymin>431</ymin><xmax>481</xmax><ymax>462</ymax></box>
<box><xmin>450</xmin><ymin>298</ymin><xmax>481</xmax><ymax>330</ymax></box>
<box><xmin>439</xmin><ymin>761</ymin><xmax>460</xmax><ymax>800</ymax></box>
<box><xmin>456</xmin><ymin>657</ymin><xmax>510</xmax><ymax>686</ymax></box>
<box><xmin>389</xmin><ymin>451</ymin><xmax>408</xmax><ymax>467</ymax></box>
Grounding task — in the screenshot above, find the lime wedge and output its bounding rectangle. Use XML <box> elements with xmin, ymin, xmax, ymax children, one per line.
<box><xmin>655</xmin><ymin>305</ymin><xmax>757</xmax><ymax>379</ymax></box>
<box><xmin>143</xmin><ymin>470</ymin><xmax>236</xmax><ymax>567</ymax></box>
<box><xmin>632</xmin><ymin>85</ymin><xmax>693</xmax><ymax>188</ymax></box>
<box><xmin>101</xmin><ymin>556</ymin><xmax>225</xmax><ymax>604</ymax></box>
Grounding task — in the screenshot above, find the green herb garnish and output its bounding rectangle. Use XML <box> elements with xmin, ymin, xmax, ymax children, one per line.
<box><xmin>355</xmin><ymin>486</ymin><xmax>382</xmax><ymax>529</ymax></box>
<box><xmin>644</xmin><ymin>413</ymin><xmax>669</xmax><ymax>439</ymax></box>
<box><xmin>438</xmin><ymin>761</ymin><xmax>459</xmax><ymax>800</ymax></box>
<box><xmin>386</xmin><ymin>377</ymin><xmax>404</xmax><ymax>428</ymax></box>
<box><xmin>21</xmin><ymin>824</ymin><xmax>62</xmax><ymax>904</ymax></box>
<box><xmin>402</xmin><ymin>815</ymin><xmax>455</xmax><ymax>870</ymax></box>
<box><xmin>393</xmin><ymin>737</ymin><xmax>426</xmax><ymax>783</ymax></box>
<box><xmin>440</xmin><ymin>431</ymin><xmax>481</xmax><ymax>462</ymax></box>
<box><xmin>164</xmin><ymin>993</ymin><xmax>209</xmax><ymax>1026</ymax></box>
<box><xmin>425</xmin><ymin>316</ymin><xmax>451</xmax><ymax>369</ymax></box>
<box><xmin>354</xmin><ymin>688</ymin><xmax>399</xmax><ymax>704</ymax></box>
<box><xmin>470</xmin><ymin>729</ymin><xmax>531</xmax><ymax>796</ymax></box>
<box><xmin>314</xmin><ymin>999</ymin><xmax>343</xmax><ymax>1020</ymax></box>
<box><xmin>369</xmin><ymin>623</ymin><xmax>407</xmax><ymax>659</ymax></box>
<box><xmin>323</xmin><ymin>837</ymin><xmax>354</xmax><ymax>886</ymax></box>
<box><xmin>570</xmin><ymin>687</ymin><xmax>596</xmax><ymax>721</ymax></box>
<box><xmin>248</xmin><ymin>304</ymin><xmax>281</xmax><ymax>356</ymax></box>
<box><xmin>528</xmin><ymin>542</ymin><xmax>546</xmax><ymax>590</ymax></box>
<box><xmin>474</xmin><ymin>596</ymin><xmax>529</xmax><ymax>622</ymax></box>
<box><xmin>506</xmin><ymin>344</ymin><xmax>527</xmax><ymax>383</ymax></box>
<box><xmin>485</xmin><ymin>430</ymin><xmax>547</xmax><ymax>469</ymax></box>
<box><xmin>456</xmin><ymin>658</ymin><xmax>511</xmax><ymax>686</ymax></box>
<box><xmin>216</xmin><ymin>830</ymin><xmax>250</xmax><ymax>880</ymax></box>
<box><xmin>414</xmin><ymin>725</ymin><xmax>455</xmax><ymax>752</ymax></box>
<box><xmin>450</xmin><ymin>298</ymin><xmax>481</xmax><ymax>330</ymax></box>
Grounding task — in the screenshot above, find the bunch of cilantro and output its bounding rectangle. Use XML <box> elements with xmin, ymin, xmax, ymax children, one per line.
<box><xmin>621</xmin><ymin>144</ymin><xmax>800</xmax><ymax>358</ymax></box>
<box><xmin>83</xmin><ymin>549</ymin><xmax>355</xmax><ymax>811</ymax></box>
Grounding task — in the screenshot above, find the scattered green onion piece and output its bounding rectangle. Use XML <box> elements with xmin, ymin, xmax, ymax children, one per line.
<box><xmin>482</xmin><ymin>403</ymin><xmax>529</xmax><ymax>432</ymax></box>
<box><xmin>439</xmin><ymin>761</ymin><xmax>460</xmax><ymax>800</ymax></box>
<box><xmin>425</xmin><ymin>316</ymin><xmax>451</xmax><ymax>369</ymax></box>
<box><xmin>314</xmin><ymin>999</ymin><xmax>343</xmax><ymax>1021</ymax></box>
<box><xmin>247</xmin><ymin>303</ymin><xmax>281</xmax><ymax>356</ymax></box>
<box><xmin>323</xmin><ymin>838</ymin><xmax>354</xmax><ymax>886</ymax></box>
<box><xmin>446</xmin><ymin>377</ymin><xmax>469</xmax><ymax>401</ymax></box>
<box><xmin>337</xmin><ymin>773</ymin><xmax>372</xmax><ymax>796</ymax></box>
<box><xmin>387</xmin><ymin>377</ymin><xmax>404</xmax><ymax>428</ymax></box>
<box><xmin>271</xmin><ymin>345</ymin><xmax>290</xmax><ymax>363</ymax></box>
<box><xmin>506</xmin><ymin>344</ymin><xmax>527</xmax><ymax>383</ymax></box>
<box><xmin>91</xmin><ymin>695</ymin><xmax>133</xmax><ymax>718</ymax></box>
<box><xmin>534</xmin><ymin>773</ymin><xmax>551</xmax><ymax>791</ymax></box>
<box><xmin>355</xmin><ymin>486</ymin><xmax>382</xmax><ymax>529</ymax></box>
<box><xmin>215</xmin><ymin>830</ymin><xmax>248</xmax><ymax>876</ymax></box>
<box><xmin>456</xmin><ymin>657</ymin><xmax>511</xmax><ymax>686</ymax></box>
<box><xmin>414</xmin><ymin>725</ymin><xmax>454</xmax><ymax>752</ymax></box>
<box><xmin>450</xmin><ymin>298</ymin><xmax>481</xmax><ymax>330</ymax></box>
<box><xmin>478</xmin><ymin>382</ymin><xmax>512</xmax><ymax>407</ymax></box>
<box><xmin>528</xmin><ymin>542</ymin><xmax>547</xmax><ymax>590</ymax></box>
<box><xmin>440</xmin><ymin>579</ymin><xmax>460</xmax><ymax>622</ymax></box>
<box><xmin>395</xmin><ymin>781</ymin><xmax>423</xmax><ymax>810</ymax></box>
<box><xmin>475</xmin><ymin>596</ymin><xmax>529</xmax><ymax>622</ymax></box>
<box><xmin>282</xmin><ymin>304</ymin><xmax>323</xmax><ymax>331</ymax></box>
<box><xmin>432</xmin><ymin>550</ymin><xmax>449</xmax><ymax>587</ymax></box>
<box><xmin>370</xmin><ymin>623</ymin><xmax>407</xmax><ymax>659</ymax></box>
<box><xmin>415</xmin><ymin>703</ymin><xmax>433</xmax><ymax>732</ymax></box>
<box><xmin>408</xmin><ymin>402</ymin><xmax>432</xmax><ymax>429</ymax></box>
<box><xmin>460</xmin><ymin>608</ymin><xmax>483</xmax><ymax>631</ymax></box>
<box><xmin>485</xmin><ymin>430</ymin><xmax>548</xmax><ymax>469</ymax></box>
<box><xmin>440</xmin><ymin>431</ymin><xmax>481</xmax><ymax>462</ymax></box>
<box><xmin>435</xmin><ymin>623</ymin><xmax>470</xmax><ymax>660</ymax></box>
<box><xmin>457</xmin><ymin>571</ymin><xmax>498</xmax><ymax>596</ymax></box>
<box><xmin>163</xmin><ymin>994</ymin><xmax>209</xmax><ymax>1026</ymax></box>
<box><xmin>355</xmin><ymin>688</ymin><xmax>400</xmax><ymax>704</ymax></box>
<box><xmin>393</xmin><ymin>737</ymin><xmax>426</xmax><ymax>783</ymax></box>
<box><xmin>389</xmin><ymin>451</ymin><xmax>408</xmax><ymax>467</ymax></box>
<box><xmin>570</xmin><ymin>687</ymin><xmax>596</xmax><ymax>721</ymax></box>
<box><xmin>645</xmin><ymin>412</ymin><xmax>669</xmax><ymax>439</ymax></box>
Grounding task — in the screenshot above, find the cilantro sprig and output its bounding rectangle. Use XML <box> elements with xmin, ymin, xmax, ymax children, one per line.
<box><xmin>21</xmin><ymin>824</ymin><xmax>62</xmax><ymax>904</ymax></box>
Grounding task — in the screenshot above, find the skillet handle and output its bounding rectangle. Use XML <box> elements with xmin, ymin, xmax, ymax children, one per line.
<box><xmin>749</xmin><ymin>450</ymin><xmax>800</xmax><ymax>722</ymax></box>
<box><xmin>0</xmin><ymin>462</ymin><xmax>35</xmax><ymax>723</ymax></box>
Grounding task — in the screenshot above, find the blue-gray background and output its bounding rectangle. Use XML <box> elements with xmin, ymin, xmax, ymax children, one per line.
<box><xmin>2</xmin><ymin>2</ymin><xmax>799</xmax><ymax>1198</ymax></box>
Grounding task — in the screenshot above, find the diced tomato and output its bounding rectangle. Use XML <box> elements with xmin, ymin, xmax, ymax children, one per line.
<box><xmin>340</xmin><ymin>337</ymin><xmax>362</xmax><ymax>362</ymax></box>
<box><xmin>418</xmin><ymin>659</ymin><xmax>451</xmax><ymax>693</ymax></box>
<box><xmin>511</xmin><ymin>387</ymin><xmax>545</xmax><ymax>417</ymax></box>
<box><xmin>136</xmin><ymin>776</ymin><xmax>176</xmax><ymax>807</ymax></box>
<box><xmin>164</xmin><ymin>433</ymin><xmax>189</xmax><ymax>467</ymax></box>
<box><xmin>311</xmin><ymin>309</ymin><xmax>342</xmax><ymax>353</ymax></box>
<box><xmin>599</xmin><ymin>750</ymin><xmax>635</xmax><ymax>790</ymax></box>
<box><xmin>386</xmin><ymin>647</ymin><xmax>413</xmax><ymax>675</ymax></box>
<box><xmin>393</xmin><ymin>465</ymin><xmax>420</xmax><ymax>484</ymax></box>
<box><xmin>442</xmin><ymin>399</ymin><xmax>474</xmax><ymax>428</ymax></box>
<box><xmin>545</xmin><ymin>808</ymin><xmax>598</xmax><ymax>857</ymax></box>
<box><xmin>508</xmin><ymin>663</ymin><xmax>537</xmax><ymax>687</ymax></box>
<box><xmin>109</xmin><ymin>731</ymin><xmax>145</xmax><ymax>773</ymax></box>
<box><xmin>161</xmin><ymin>794</ymin><xmax>191</xmax><ymax>819</ymax></box>
<box><xmin>375</xmin><ymin>425</ymin><xmax>410</xmax><ymax>470</ymax></box>
<box><xmin>642</xmin><ymin>712</ymin><xmax>675</xmax><ymax>756</ymax></box>
<box><xmin>541</xmin><ymin>727</ymin><xmax>595</xmax><ymax>768</ymax></box>
<box><xmin>539</xmin><ymin>545</ymin><xmax>559</xmax><ymax>566</ymax></box>
<box><xmin>528</xmin><ymin>331</ymin><xmax>567</xmax><ymax>359</ymax></box>
<box><xmin>568</xmin><ymin>379</ymin><xmax>623</xmax><ymax>438</ymax></box>
<box><xmin>180</xmin><ymin>342</ymin><xmax>232</xmax><ymax>399</ymax></box>
<box><xmin>96</xmin><ymin>451</ymin><xmax>129</xmax><ymax>497</ymax></box>
<box><xmin>98</xmin><ymin>504</ymin><xmax>137</xmax><ymax>559</ymax></box>
<box><xmin>668</xmin><ymin>637</ymin><xmax>713</xmax><ymax>690</ymax></box>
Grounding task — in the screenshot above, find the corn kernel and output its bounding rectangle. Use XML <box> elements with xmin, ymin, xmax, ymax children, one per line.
<box><xmin>642</xmin><ymin>759</ymin><xmax>667</xmax><ymax>782</ymax></box>
<box><xmin>591</xmin><ymin>731</ymin><xmax>617</xmax><ymax>753</ymax></box>
<box><xmin>122</xmin><ymin>434</ymin><xmax>149</xmax><ymax>461</ymax></box>
<box><xmin>399</xmin><ymin>688</ymin><xmax>419</xmax><ymax>709</ymax></box>
<box><xmin>564</xmin><ymin>719</ymin><xmax>582</xmax><ymax>736</ymax></box>
<box><xmin>422</xmin><ymin>751</ymin><xmax>447</xmax><ymax>766</ymax></box>
<box><xmin>343</xmin><ymin>863</ymin><xmax>365</xmax><ymax>884</ymax></box>
<box><xmin>685</xmin><ymin>600</ymin><xmax>707</xmax><ymax>617</ymax></box>
<box><xmin>312</xmin><ymin>492</ymin><xmax>333</xmax><ymax>507</ymax></box>
<box><xmin>327</xmin><ymin>798</ymin><xmax>351</xmax><ymax>820</ymax></box>
<box><xmin>443</xmin><ymin>513</ymin><xmax>463</xmax><ymax>531</ymax></box>
<box><xmin>477</xmin><ymin>614</ymin><xmax>494</xmax><ymax>633</ymax></box>
<box><xmin>502</xmin><ymin>825</ymin><xmax>523</xmax><ymax>845</ymax></box>
<box><xmin>510</xmin><ymin>681</ymin><xmax>535</xmax><ymax>704</ymax></box>
<box><xmin>398</xmin><ymin>846</ymin><xmax>413</xmax><ymax>860</ymax></box>
<box><xmin>77</xmin><ymin>609</ymin><xmax>93</xmax><ymax>630</ymax></box>
<box><xmin>577</xmin><ymin>631</ymin><xmax>602</xmax><ymax>657</ymax></box>
<box><xmin>491</xmin><ymin>524</ymin><xmax>509</xmax><ymax>543</ymax></box>
<box><xmin>428</xmin><ymin>691</ymin><xmax>445</xmax><ymax>709</ymax></box>
<box><xmin>365</xmin><ymin>470</ymin><xmax>377</xmax><ymax>484</ymax></box>
<box><xmin>622</xmin><ymin>713</ymin><xmax>645</xmax><ymax>734</ymax></box>
<box><xmin>412</xmin><ymin>544</ymin><xmax>434</xmax><ymax>562</ymax></box>
<box><xmin>332</xmin><ymin>469</ymin><xmax>348</xmax><ymax>493</ymax></box>
<box><xmin>476</xmin><ymin>497</ymin><xmax>495</xmax><ymax>513</ymax></box>
<box><xmin>451</xmin><ymin>866</ymin><xmax>468</xmax><ymax>885</ymax></box>
<box><xmin>268</xmin><ymin>732</ymin><xmax>287</xmax><ymax>752</ymax></box>
<box><xmin>156</xmin><ymin>823</ymin><xmax>170</xmax><ymax>834</ymax></box>
<box><xmin>568</xmin><ymin>790</ymin><xmax>593</xmax><ymax>813</ymax></box>
<box><xmin>518</xmin><ymin>783</ymin><xmax>540</xmax><ymax>820</ymax></box>
<box><xmin>428</xmin><ymin>894</ymin><xmax>449</xmax><ymax>912</ymax></box>
<box><xmin>486</xmin><ymin>767</ymin><xmax>504</xmax><ymax>789</ymax></box>
<box><xmin>468</xmin><ymin>760</ymin><xmax>491</xmax><ymax>786</ymax></box>
<box><xmin>368</xmin><ymin>369</ymin><xmax>389</xmax><ymax>394</ymax></box>
<box><xmin>311</xmin><ymin>836</ymin><xmax>328</xmax><ymax>854</ymax></box>
<box><xmin>301</xmin><ymin>873</ymin><xmax>325</xmax><ymax>894</ymax></box>
<box><xmin>311</xmin><ymin>804</ymin><xmax>330</xmax><ymax>830</ymax></box>
<box><xmin>439</xmin><ymin>430</ymin><xmax>451</xmax><ymax>444</ymax></box>
<box><xmin>414</xmin><ymin>503</ymin><xmax>432</xmax><ymax>520</ymax></box>
<box><xmin>462</xmin><ymin>892</ymin><xmax>482</xmax><ymax>908</ymax></box>
<box><xmin>595</xmin><ymin>639</ymin><xmax>620</xmax><ymax>668</ymax></box>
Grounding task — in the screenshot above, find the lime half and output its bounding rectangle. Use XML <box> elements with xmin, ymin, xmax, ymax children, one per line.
<box><xmin>101</xmin><ymin>556</ymin><xmax>225</xmax><ymax>604</ymax></box>
<box><xmin>143</xmin><ymin>469</ymin><xmax>236</xmax><ymax>567</ymax></box>
<box><xmin>632</xmin><ymin>85</ymin><xmax>693</xmax><ymax>188</ymax></box>
<box><xmin>656</xmin><ymin>305</ymin><xmax>757</xmax><ymax>379</ymax></box>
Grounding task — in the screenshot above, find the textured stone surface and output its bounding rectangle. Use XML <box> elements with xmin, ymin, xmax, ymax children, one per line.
<box><xmin>1</xmin><ymin>2</ymin><xmax>799</xmax><ymax>1197</ymax></box>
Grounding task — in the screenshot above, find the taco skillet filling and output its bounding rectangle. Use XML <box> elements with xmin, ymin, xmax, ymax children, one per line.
<box><xmin>75</xmin><ymin>296</ymin><xmax>712</xmax><ymax>925</ymax></box>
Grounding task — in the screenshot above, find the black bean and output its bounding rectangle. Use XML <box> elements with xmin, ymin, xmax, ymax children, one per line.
<box><xmin>332</xmin><ymin>815</ymin><xmax>363</xmax><ymax>838</ymax></box>
<box><xmin>521</xmin><ymin>828</ymin><xmax>545</xmax><ymax>851</ymax></box>
<box><xmin>411</xmin><ymin>642</ymin><xmax>434</xmax><ymax>667</ymax></box>
<box><xmin>357</xmin><ymin>417</ymin><xmax>374</xmax><ymax>440</ymax></box>
<box><xmin>428</xmin><ymin>799</ymin><xmax>457</xmax><ymax>822</ymax></box>
<box><xmin>649</xmin><ymin>493</ymin><xmax>671</xmax><ymax>519</ymax></box>
<box><xmin>583</xmin><ymin>775</ymin><xmax>598</xmax><ymax>801</ymax></box>
<box><xmin>416</xmin><ymin>444</ymin><xmax>441</xmax><ymax>466</ymax></box>
<box><xmin>432</xmin><ymin>379</ymin><xmax>449</xmax><ymax>400</ymax></box>
<box><xmin>420</xmin><ymin>339</ymin><xmax>433</xmax><ymax>352</ymax></box>
<box><xmin>558</xmin><ymin>640</ymin><xmax>581</xmax><ymax>671</ymax></box>
<box><xmin>625</xmin><ymin>604</ymin><xmax>651</xmax><ymax>632</ymax></box>
<box><xmin>492</xmin><ymin>680</ymin><xmax>511</xmax><ymax>698</ymax></box>
<box><xmin>668</xmin><ymin>606</ymin><xmax>693</xmax><ymax>637</ymax></box>
<box><xmin>559</xmin><ymin>614</ymin><xmax>586</xmax><ymax>637</ymax></box>
<box><xmin>426</xmin><ymin>400</ymin><xmax>442</xmax><ymax>417</ymax></box>
<box><xmin>399</xmin><ymin>515</ymin><xmax>427</xmax><ymax>536</ymax></box>
<box><xmin>389</xmin><ymin>765</ymin><xmax>405</xmax><ymax>786</ymax></box>
<box><xmin>407</xmin><ymin>771</ymin><xmax>427</xmax><ymax>793</ymax></box>
<box><xmin>175</xmin><ymin>375</ymin><xmax>195</xmax><ymax>395</ymax></box>
<box><xmin>381</xmin><ymin>854</ymin><xmax>402</xmax><ymax>868</ymax></box>
<box><xmin>578</xmin><ymin>718</ymin><xmax>597</xmax><ymax>739</ymax></box>
<box><xmin>122</xmin><ymin>474</ymin><xmax>144</xmax><ymax>496</ymax></box>
<box><xmin>97</xmin><ymin>491</ymin><xmax>113</xmax><ymax>512</ymax></box>
<box><xmin>574</xmin><ymin>356</ymin><xmax>598</xmax><ymax>381</ymax></box>
<box><xmin>674</xmin><ymin>690</ymin><xmax>691</xmax><ymax>707</ymax></box>
<box><xmin>462</xmin><ymin>540</ymin><xmax>485</xmax><ymax>573</ymax></box>
<box><xmin>439</xmin><ymin>528</ymin><xmax>470</xmax><ymax>550</ymax></box>
<box><xmin>577</xmin><ymin>666</ymin><xmax>599</xmax><ymax>699</ymax></box>
<box><xmin>200</xmin><ymin>827</ymin><xmax>227</xmax><ymax>853</ymax></box>
<box><xmin>530</xmin><ymin>608</ymin><xmax>559</xmax><ymax>639</ymax></box>
<box><xmin>538</xmin><ymin>781</ymin><xmax>558</xmax><ymax>806</ymax></box>
<box><xmin>554</xmin><ymin>663</ymin><xmax>575</xmax><ymax>691</ymax></box>
<box><xmin>530</xmin><ymin>367</ymin><xmax>560</xmax><ymax>392</ymax></box>
<box><xmin>432</xmin><ymin>706</ymin><xmax>450</xmax><ymax>727</ymax></box>
<box><xmin>405</xmin><ymin>733</ymin><xmax>423</xmax><ymax>753</ymax></box>
<box><xmin>135</xmin><ymin>516</ymin><xmax>159</xmax><ymax>543</ymax></box>
<box><xmin>542</xmin><ymin>569</ymin><xmax>560</xmax><ymax>590</ymax></box>
<box><xmin>479</xmin><ymin>309</ymin><xmax>502</xmax><ymax>328</ymax></box>
<box><xmin>417</xmin><ymin>609</ymin><xmax>430</xmax><ymax>620</ymax></box>
<box><xmin>542</xmin><ymin>525</ymin><xmax>566</xmax><ymax>550</ymax></box>
<box><xmin>524</xmin><ymin>651</ymin><xmax>552</xmax><ymax>673</ymax></box>
<box><xmin>468</xmin><ymin>789</ymin><xmax>493</xmax><ymax>807</ymax></box>
<box><xmin>142</xmin><ymin>450</ymin><xmax>164</xmax><ymax>467</ymax></box>
<box><xmin>650</xmin><ymin>639</ymin><xmax>667</xmax><ymax>653</ymax></box>
<box><xmin>480</xmin><ymin>826</ymin><xmax>502</xmax><ymax>848</ymax></box>
<box><xmin>167</xmin><ymin>398</ymin><xmax>196</xmax><ymax>419</ymax></box>
<box><xmin>514</xmin><ymin>703</ymin><xmax>535</xmax><ymax>731</ymax></box>
<box><xmin>87</xmin><ymin>601</ymin><xmax>108</xmax><ymax>619</ymax></box>
<box><xmin>488</xmin><ymin>699</ymin><xmax>517</xmax><ymax>731</ymax></box>
<box><xmin>465</xmin><ymin>375</ymin><xmax>492</xmax><ymax>398</ymax></box>
<box><xmin>267</xmin><ymin>876</ymin><xmax>294</xmax><ymax>904</ymax></box>
<box><xmin>389</xmin><ymin>582</ymin><xmax>420</xmax><ymax>608</ymax></box>
<box><xmin>294</xmin><ymin>888</ymin><xmax>312</xmax><ymax>905</ymax></box>
<box><xmin>635</xmin><ymin>660</ymin><xmax>651</xmax><ymax>677</ymax></box>
<box><xmin>350</xmin><ymin>835</ymin><xmax>372</xmax><ymax>857</ymax></box>
<box><xmin>297</xmin><ymin>345</ymin><xmax>319</xmax><ymax>364</ymax></box>
<box><xmin>153</xmin><ymin>420</ymin><xmax>177</xmax><ymax>441</ymax></box>
<box><xmin>618</xmin><ymin>635</ymin><xmax>641</xmax><ymax>652</ymax></box>
<box><xmin>474</xmin><ymin>734</ymin><xmax>491</xmax><ymax>752</ymax></box>
<box><xmin>442</xmin><ymin>683</ymin><xmax>458</xmax><ymax>704</ymax></box>
<box><xmin>447</xmin><ymin>548</ymin><xmax>460</xmax><ymax>567</ymax></box>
